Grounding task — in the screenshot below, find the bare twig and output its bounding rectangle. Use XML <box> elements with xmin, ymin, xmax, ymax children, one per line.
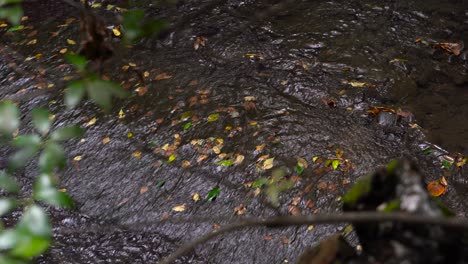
<box><xmin>158</xmin><ymin>212</ymin><xmax>468</xmax><ymax>264</ymax></box>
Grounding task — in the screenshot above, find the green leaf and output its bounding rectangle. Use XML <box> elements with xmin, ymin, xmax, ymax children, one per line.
<box><xmin>216</xmin><ymin>160</ymin><xmax>233</xmax><ymax>167</ymax></box>
<box><xmin>422</xmin><ymin>148</ymin><xmax>435</xmax><ymax>155</ymax></box>
<box><xmin>252</xmin><ymin>177</ymin><xmax>268</xmax><ymax>188</ymax></box>
<box><xmin>50</xmin><ymin>125</ymin><xmax>84</xmax><ymax>141</ymax></box>
<box><xmin>87</xmin><ymin>79</ymin><xmax>129</xmax><ymax>111</ymax></box>
<box><xmin>0</xmin><ymin>198</ymin><xmax>18</xmax><ymax>216</ymax></box>
<box><xmin>0</xmin><ymin>171</ymin><xmax>19</xmax><ymax>193</ymax></box>
<box><xmin>65</xmin><ymin>80</ymin><xmax>86</xmax><ymax>109</ymax></box>
<box><xmin>0</xmin><ymin>5</ymin><xmax>23</xmax><ymax>25</ymax></box>
<box><xmin>343</xmin><ymin>174</ymin><xmax>372</xmax><ymax>208</ymax></box>
<box><xmin>183</xmin><ymin>122</ymin><xmax>192</xmax><ymax>131</ymax></box>
<box><xmin>180</xmin><ymin>111</ymin><xmax>193</xmax><ymax>121</ymax></box>
<box><xmin>122</xmin><ymin>9</ymin><xmax>144</xmax><ymax>41</ymax></box>
<box><xmin>331</xmin><ymin>159</ymin><xmax>341</xmax><ymax>170</ymax></box>
<box><xmin>9</xmin><ymin>205</ymin><xmax>51</xmax><ymax>258</ymax></box>
<box><xmin>38</xmin><ymin>142</ymin><xmax>66</xmax><ymax>173</ymax></box>
<box><xmin>17</xmin><ymin>205</ymin><xmax>51</xmax><ymax>237</ymax></box>
<box><xmin>6</xmin><ymin>25</ymin><xmax>23</xmax><ymax>32</ymax></box>
<box><xmin>207</xmin><ymin>113</ymin><xmax>219</xmax><ymax>122</ymax></box>
<box><xmin>66</xmin><ymin>53</ymin><xmax>87</xmax><ymax>72</ymax></box>
<box><xmin>156</xmin><ymin>180</ymin><xmax>165</xmax><ymax>187</ymax></box>
<box><xmin>0</xmin><ymin>254</ymin><xmax>27</xmax><ymax>264</ymax></box>
<box><xmin>206</xmin><ymin>187</ymin><xmax>220</xmax><ymax>201</ymax></box>
<box><xmin>442</xmin><ymin>160</ymin><xmax>452</xmax><ymax>169</ymax></box>
<box><xmin>295</xmin><ymin>164</ymin><xmax>304</xmax><ymax>175</ymax></box>
<box><xmin>9</xmin><ymin>135</ymin><xmax>42</xmax><ymax>169</ymax></box>
<box><xmin>0</xmin><ymin>101</ymin><xmax>20</xmax><ymax>135</ymax></box>
<box><xmin>34</xmin><ymin>174</ymin><xmax>73</xmax><ymax>208</ymax></box>
<box><xmin>32</xmin><ymin>108</ymin><xmax>51</xmax><ymax>135</ymax></box>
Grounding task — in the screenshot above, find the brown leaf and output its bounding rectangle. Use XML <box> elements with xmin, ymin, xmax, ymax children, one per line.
<box><xmin>234</xmin><ymin>204</ymin><xmax>246</xmax><ymax>215</ymax></box>
<box><xmin>263</xmin><ymin>235</ymin><xmax>273</xmax><ymax>241</ymax></box>
<box><xmin>155</xmin><ymin>73</ymin><xmax>172</xmax><ymax>80</ymax></box>
<box><xmin>321</xmin><ymin>98</ymin><xmax>336</xmax><ymax>108</ymax></box>
<box><xmin>140</xmin><ymin>186</ymin><xmax>148</xmax><ymax>194</ymax></box>
<box><xmin>288</xmin><ymin>205</ymin><xmax>301</xmax><ymax>216</ymax></box>
<box><xmin>432</xmin><ymin>42</ymin><xmax>463</xmax><ymax>56</ymax></box>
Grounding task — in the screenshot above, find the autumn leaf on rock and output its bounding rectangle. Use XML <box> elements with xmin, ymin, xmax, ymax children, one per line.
<box><xmin>207</xmin><ymin>113</ymin><xmax>219</xmax><ymax>122</ymax></box>
<box><xmin>192</xmin><ymin>193</ymin><xmax>200</xmax><ymax>202</ymax></box>
<box><xmin>234</xmin><ymin>204</ymin><xmax>246</xmax><ymax>215</ymax></box>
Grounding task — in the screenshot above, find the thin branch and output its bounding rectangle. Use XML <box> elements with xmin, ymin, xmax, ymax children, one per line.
<box><xmin>158</xmin><ymin>212</ymin><xmax>468</xmax><ymax>264</ymax></box>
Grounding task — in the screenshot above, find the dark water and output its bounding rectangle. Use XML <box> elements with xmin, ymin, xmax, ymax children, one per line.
<box><xmin>1</xmin><ymin>0</ymin><xmax>468</xmax><ymax>263</ymax></box>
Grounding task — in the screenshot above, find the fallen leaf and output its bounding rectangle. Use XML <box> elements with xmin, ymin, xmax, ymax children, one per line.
<box><xmin>264</xmin><ymin>235</ymin><xmax>273</xmax><ymax>241</ymax></box>
<box><xmin>73</xmin><ymin>155</ymin><xmax>82</xmax><ymax>161</ymax></box>
<box><xmin>217</xmin><ymin>160</ymin><xmax>233</xmax><ymax>167</ymax></box>
<box><xmin>207</xmin><ymin>113</ymin><xmax>219</xmax><ymax>122</ymax></box>
<box><xmin>235</xmin><ymin>154</ymin><xmax>245</xmax><ymax>165</ymax></box>
<box><xmin>26</xmin><ymin>39</ymin><xmax>37</xmax><ymax>45</ymax></box>
<box><xmin>133</xmin><ymin>151</ymin><xmax>142</xmax><ymax>158</ymax></box>
<box><xmin>118</xmin><ymin>109</ymin><xmax>125</xmax><ymax>119</ymax></box>
<box><xmin>136</xmin><ymin>86</ymin><xmax>148</xmax><ymax>96</ymax></box>
<box><xmin>234</xmin><ymin>204</ymin><xmax>246</xmax><ymax>215</ymax></box>
<box><xmin>112</xmin><ymin>27</ymin><xmax>121</xmax><ymax>37</ymax></box>
<box><xmin>86</xmin><ymin>117</ymin><xmax>97</xmax><ymax>127</ymax></box>
<box><xmin>140</xmin><ymin>186</ymin><xmax>148</xmax><ymax>194</ymax></box>
<box><xmin>168</xmin><ymin>155</ymin><xmax>177</xmax><ymax>162</ymax></box>
<box><xmin>427</xmin><ymin>180</ymin><xmax>446</xmax><ymax>197</ymax></box>
<box><xmin>262</xmin><ymin>158</ymin><xmax>274</xmax><ymax>170</ymax></box>
<box><xmin>155</xmin><ymin>73</ymin><xmax>172</xmax><ymax>80</ymax></box>
<box><xmin>288</xmin><ymin>205</ymin><xmax>301</xmax><ymax>216</ymax></box>
<box><xmin>172</xmin><ymin>204</ymin><xmax>186</xmax><ymax>212</ymax></box>
<box><xmin>192</xmin><ymin>193</ymin><xmax>200</xmax><ymax>202</ymax></box>
<box><xmin>297</xmin><ymin>157</ymin><xmax>308</xmax><ymax>168</ymax></box>
<box><xmin>66</xmin><ymin>38</ymin><xmax>76</xmax><ymax>45</ymax></box>
<box><xmin>431</xmin><ymin>41</ymin><xmax>463</xmax><ymax>56</ymax></box>
<box><xmin>127</xmin><ymin>132</ymin><xmax>133</xmax><ymax>138</ymax></box>
<box><xmin>102</xmin><ymin>137</ymin><xmax>110</xmax><ymax>144</ymax></box>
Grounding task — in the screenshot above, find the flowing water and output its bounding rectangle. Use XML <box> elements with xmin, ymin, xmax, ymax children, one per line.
<box><xmin>1</xmin><ymin>0</ymin><xmax>468</xmax><ymax>263</ymax></box>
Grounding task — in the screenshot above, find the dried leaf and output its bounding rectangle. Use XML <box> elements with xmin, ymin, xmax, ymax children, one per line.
<box><xmin>262</xmin><ymin>158</ymin><xmax>275</xmax><ymax>170</ymax></box>
<box><xmin>192</xmin><ymin>193</ymin><xmax>200</xmax><ymax>202</ymax></box>
<box><xmin>172</xmin><ymin>204</ymin><xmax>186</xmax><ymax>212</ymax></box>
<box><xmin>297</xmin><ymin>157</ymin><xmax>308</xmax><ymax>168</ymax></box>
<box><xmin>85</xmin><ymin>117</ymin><xmax>97</xmax><ymax>127</ymax></box>
<box><xmin>66</xmin><ymin>38</ymin><xmax>76</xmax><ymax>45</ymax></box>
<box><xmin>140</xmin><ymin>186</ymin><xmax>148</xmax><ymax>194</ymax></box>
<box><xmin>427</xmin><ymin>180</ymin><xmax>446</xmax><ymax>197</ymax></box>
<box><xmin>235</xmin><ymin>154</ymin><xmax>245</xmax><ymax>165</ymax></box>
<box><xmin>155</xmin><ymin>73</ymin><xmax>172</xmax><ymax>80</ymax></box>
<box><xmin>133</xmin><ymin>150</ymin><xmax>142</xmax><ymax>158</ymax></box>
<box><xmin>234</xmin><ymin>204</ymin><xmax>246</xmax><ymax>215</ymax></box>
<box><xmin>207</xmin><ymin>113</ymin><xmax>219</xmax><ymax>122</ymax></box>
<box><xmin>102</xmin><ymin>137</ymin><xmax>110</xmax><ymax>144</ymax></box>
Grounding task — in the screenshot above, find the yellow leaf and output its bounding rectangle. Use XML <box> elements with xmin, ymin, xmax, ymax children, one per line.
<box><xmin>168</xmin><ymin>155</ymin><xmax>177</xmax><ymax>162</ymax></box>
<box><xmin>143</xmin><ymin>71</ymin><xmax>150</xmax><ymax>78</ymax></box>
<box><xmin>122</xmin><ymin>65</ymin><xmax>130</xmax><ymax>71</ymax></box>
<box><xmin>73</xmin><ymin>155</ymin><xmax>82</xmax><ymax>161</ymax></box>
<box><xmin>59</xmin><ymin>48</ymin><xmax>68</xmax><ymax>54</ymax></box>
<box><xmin>133</xmin><ymin>150</ymin><xmax>142</xmax><ymax>158</ymax></box>
<box><xmin>58</xmin><ymin>188</ymin><xmax>67</xmax><ymax>192</ymax></box>
<box><xmin>91</xmin><ymin>3</ymin><xmax>101</xmax><ymax>8</ymax></box>
<box><xmin>34</xmin><ymin>53</ymin><xmax>42</xmax><ymax>58</ymax></box>
<box><xmin>48</xmin><ymin>114</ymin><xmax>55</xmax><ymax>120</ymax></box>
<box><xmin>348</xmin><ymin>81</ymin><xmax>366</xmax><ymax>87</ymax></box>
<box><xmin>112</xmin><ymin>28</ymin><xmax>121</xmax><ymax>37</ymax></box>
<box><xmin>85</xmin><ymin>117</ymin><xmax>97</xmax><ymax>127</ymax></box>
<box><xmin>262</xmin><ymin>158</ymin><xmax>274</xmax><ymax>170</ymax></box>
<box><xmin>213</xmin><ymin>146</ymin><xmax>222</xmax><ymax>154</ymax></box>
<box><xmin>172</xmin><ymin>204</ymin><xmax>186</xmax><ymax>212</ymax></box>
<box><xmin>312</xmin><ymin>156</ymin><xmax>319</xmax><ymax>162</ymax></box>
<box><xmin>192</xmin><ymin>193</ymin><xmax>200</xmax><ymax>202</ymax></box>
<box><xmin>207</xmin><ymin>113</ymin><xmax>219</xmax><ymax>122</ymax></box>
<box><xmin>102</xmin><ymin>137</ymin><xmax>110</xmax><ymax>144</ymax></box>
<box><xmin>225</xmin><ymin>125</ymin><xmax>232</xmax><ymax>131</ymax></box>
<box><xmin>307</xmin><ymin>225</ymin><xmax>314</xmax><ymax>231</ymax></box>
<box><xmin>0</xmin><ymin>23</ymin><xmax>8</xmax><ymax>28</ymax></box>
<box><xmin>127</xmin><ymin>132</ymin><xmax>133</xmax><ymax>138</ymax></box>
<box><xmin>128</xmin><ymin>62</ymin><xmax>137</xmax><ymax>67</ymax></box>
<box><xmin>244</xmin><ymin>96</ymin><xmax>256</xmax><ymax>101</ymax></box>
<box><xmin>21</xmin><ymin>16</ymin><xmax>28</xmax><ymax>21</ymax></box>
<box><xmin>256</xmin><ymin>144</ymin><xmax>265</xmax><ymax>152</ymax></box>
<box><xmin>66</xmin><ymin>39</ymin><xmax>76</xmax><ymax>45</ymax></box>
<box><xmin>235</xmin><ymin>154</ymin><xmax>245</xmax><ymax>165</ymax></box>
<box><xmin>26</xmin><ymin>39</ymin><xmax>37</xmax><ymax>45</ymax></box>
<box><xmin>118</xmin><ymin>109</ymin><xmax>125</xmax><ymax>119</ymax></box>
<box><xmin>297</xmin><ymin>157</ymin><xmax>308</xmax><ymax>168</ymax></box>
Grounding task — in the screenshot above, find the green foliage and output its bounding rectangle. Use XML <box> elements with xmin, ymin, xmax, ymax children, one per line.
<box><xmin>122</xmin><ymin>9</ymin><xmax>166</xmax><ymax>42</ymax></box>
<box><xmin>343</xmin><ymin>174</ymin><xmax>372</xmax><ymax>208</ymax></box>
<box><xmin>206</xmin><ymin>187</ymin><xmax>220</xmax><ymax>201</ymax></box>
<box><xmin>0</xmin><ymin>0</ymin><xmax>23</xmax><ymax>25</ymax></box>
<box><xmin>0</xmin><ymin>101</ymin><xmax>20</xmax><ymax>135</ymax></box>
<box><xmin>0</xmin><ymin>102</ymin><xmax>79</xmax><ymax>260</ymax></box>
<box><xmin>217</xmin><ymin>160</ymin><xmax>233</xmax><ymax>167</ymax></box>
<box><xmin>295</xmin><ymin>163</ymin><xmax>304</xmax><ymax>175</ymax></box>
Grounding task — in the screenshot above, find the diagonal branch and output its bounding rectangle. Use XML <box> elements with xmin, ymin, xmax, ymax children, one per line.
<box><xmin>158</xmin><ymin>212</ymin><xmax>468</xmax><ymax>264</ymax></box>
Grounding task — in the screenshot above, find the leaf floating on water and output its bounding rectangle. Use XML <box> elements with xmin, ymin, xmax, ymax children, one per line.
<box><xmin>207</xmin><ymin>113</ymin><xmax>219</xmax><ymax>122</ymax></box>
<box><xmin>154</xmin><ymin>73</ymin><xmax>172</xmax><ymax>80</ymax></box>
<box><xmin>133</xmin><ymin>150</ymin><xmax>142</xmax><ymax>158</ymax></box>
<box><xmin>262</xmin><ymin>158</ymin><xmax>275</xmax><ymax>170</ymax></box>
<box><xmin>118</xmin><ymin>109</ymin><xmax>125</xmax><ymax>119</ymax></box>
<box><xmin>102</xmin><ymin>137</ymin><xmax>110</xmax><ymax>144</ymax></box>
<box><xmin>427</xmin><ymin>180</ymin><xmax>446</xmax><ymax>197</ymax></box>
<box><xmin>217</xmin><ymin>160</ymin><xmax>233</xmax><ymax>167</ymax></box>
<box><xmin>206</xmin><ymin>187</ymin><xmax>220</xmax><ymax>201</ymax></box>
<box><xmin>172</xmin><ymin>204</ymin><xmax>186</xmax><ymax>212</ymax></box>
<box><xmin>168</xmin><ymin>155</ymin><xmax>176</xmax><ymax>162</ymax></box>
<box><xmin>192</xmin><ymin>193</ymin><xmax>200</xmax><ymax>202</ymax></box>
<box><xmin>85</xmin><ymin>117</ymin><xmax>97</xmax><ymax>127</ymax></box>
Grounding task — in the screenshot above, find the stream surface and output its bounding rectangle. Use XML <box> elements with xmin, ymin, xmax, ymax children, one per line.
<box><xmin>1</xmin><ymin>0</ymin><xmax>468</xmax><ymax>263</ymax></box>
